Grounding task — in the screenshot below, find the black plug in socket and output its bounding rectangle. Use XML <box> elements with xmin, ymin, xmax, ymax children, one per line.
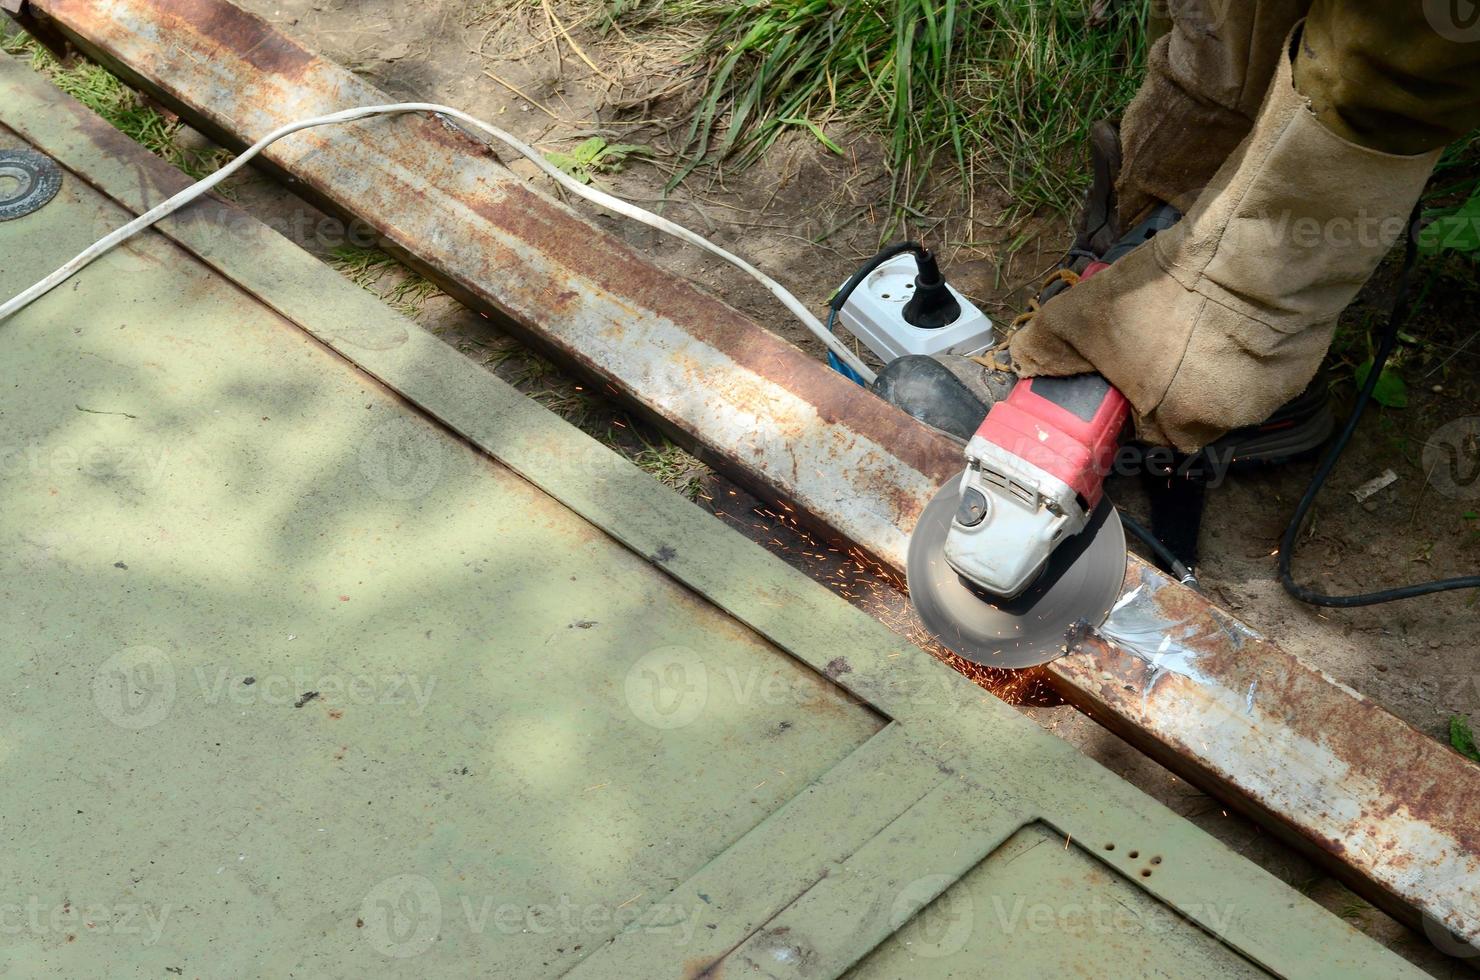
<box><xmin>902</xmin><ymin>250</ymin><xmax>961</xmax><ymax>329</ymax></box>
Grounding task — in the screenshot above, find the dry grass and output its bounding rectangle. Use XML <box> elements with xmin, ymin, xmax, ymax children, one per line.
<box><xmin>2</xmin><ymin>25</ymin><xmax>232</xmax><ymax>180</ymax></box>
<box><xmin>475</xmin><ymin>1</ymin><xmax>1147</xmax><ymax>220</ymax></box>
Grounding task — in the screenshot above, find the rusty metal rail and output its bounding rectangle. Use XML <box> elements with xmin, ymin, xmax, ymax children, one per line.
<box><xmin>16</xmin><ymin>0</ymin><xmax>1478</xmax><ymax>950</ymax></box>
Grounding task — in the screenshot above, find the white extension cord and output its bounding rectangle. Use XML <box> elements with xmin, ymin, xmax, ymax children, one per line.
<box><xmin>0</xmin><ymin>102</ymin><xmax>878</xmax><ymax>384</ymax></box>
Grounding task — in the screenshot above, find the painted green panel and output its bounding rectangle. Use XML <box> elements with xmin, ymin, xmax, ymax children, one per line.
<box><xmin>850</xmin><ymin>824</ymin><xmax>1266</xmax><ymax>979</ymax></box>
<box><xmin>0</xmin><ymin>133</ymin><xmax>880</xmax><ymax>978</ymax></box>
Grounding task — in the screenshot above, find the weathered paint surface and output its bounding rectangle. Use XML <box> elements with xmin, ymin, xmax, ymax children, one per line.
<box><xmin>12</xmin><ymin>0</ymin><xmax>1480</xmax><ymax>950</ymax></box>
<box><xmin>0</xmin><ymin>59</ymin><xmax>1426</xmax><ymax>978</ymax></box>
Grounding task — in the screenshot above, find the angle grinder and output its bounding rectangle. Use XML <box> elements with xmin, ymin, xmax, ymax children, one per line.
<box><xmin>906</xmin><ymin>371</ymin><xmax>1131</xmax><ymax>668</ymax></box>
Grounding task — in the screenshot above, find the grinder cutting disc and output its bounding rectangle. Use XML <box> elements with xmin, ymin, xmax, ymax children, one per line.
<box><xmin>906</xmin><ymin>471</ymin><xmax>1127</xmax><ymax>668</ymax></box>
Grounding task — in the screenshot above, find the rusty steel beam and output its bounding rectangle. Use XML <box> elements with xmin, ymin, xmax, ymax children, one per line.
<box><xmin>18</xmin><ymin>0</ymin><xmax>1477</xmax><ymax>949</ymax></box>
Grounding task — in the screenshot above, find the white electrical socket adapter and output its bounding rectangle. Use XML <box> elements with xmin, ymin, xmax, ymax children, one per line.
<box><xmin>836</xmin><ymin>253</ymin><xmax>995</xmax><ymax>363</ymax></box>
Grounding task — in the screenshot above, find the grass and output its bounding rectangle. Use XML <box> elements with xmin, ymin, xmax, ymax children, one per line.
<box><xmin>480</xmin><ymin>335</ymin><xmax>711</xmax><ymax>498</ymax></box>
<box><xmin>545</xmin><ymin>135</ymin><xmax>654</xmax><ymax>183</ymax></box>
<box><xmin>632</xmin><ymin>436</ymin><xmax>708</xmax><ymax>500</ymax></box>
<box><xmin>1453</xmin><ymin>715</ymin><xmax>1480</xmax><ymax>763</ymax></box>
<box><xmin>328</xmin><ymin>246</ymin><xmax>443</xmax><ymax>319</ymax></box>
<box><xmin>603</xmin><ymin>0</ymin><xmax>1147</xmax><ymax>217</ymax></box>
<box><xmin>1</xmin><ymin>27</ymin><xmax>232</xmax><ymax>180</ymax></box>
<box><xmin>1324</xmin><ymin>127</ymin><xmax>1480</xmax><ymax>401</ymax></box>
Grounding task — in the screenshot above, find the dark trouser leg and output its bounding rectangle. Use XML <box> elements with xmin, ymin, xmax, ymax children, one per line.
<box><xmin>1296</xmin><ymin>0</ymin><xmax>1480</xmax><ymax>156</ymax></box>
<box><xmin>1012</xmin><ymin>24</ymin><xmax>1443</xmax><ymax>451</ymax></box>
<box><xmin>1117</xmin><ymin>0</ymin><xmax>1311</xmax><ymax>222</ymax></box>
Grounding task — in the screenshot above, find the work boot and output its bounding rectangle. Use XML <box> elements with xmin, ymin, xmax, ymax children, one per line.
<box><xmin>1202</xmin><ymin>368</ymin><xmax>1336</xmax><ymax>469</ymax></box>
<box><xmin>1009</xmin><ymin>24</ymin><xmax>1441</xmax><ymax>453</ymax></box>
<box><xmin>1066</xmin><ymin>120</ymin><xmax>1124</xmax><ymax>272</ymax></box>
<box><xmin>1142</xmin><ymin>368</ymin><xmax>1337</xmax><ymax>572</ymax></box>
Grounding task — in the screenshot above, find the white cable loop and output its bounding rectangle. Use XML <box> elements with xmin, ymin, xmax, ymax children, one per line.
<box><xmin>0</xmin><ymin>102</ymin><xmax>877</xmax><ymax>384</ymax></box>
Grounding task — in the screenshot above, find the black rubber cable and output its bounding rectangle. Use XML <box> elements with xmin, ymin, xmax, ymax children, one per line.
<box><xmin>828</xmin><ymin>241</ymin><xmax>927</xmax><ymax>317</ymax></box>
<box><xmin>826</xmin><ymin>241</ymin><xmax>929</xmax><ymax>383</ymax></box>
<box><xmin>1279</xmin><ymin>206</ymin><xmax>1480</xmax><ymax>606</ymax></box>
<box><xmin>1119</xmin><ymin>508</ymin><xmax>1198</xmax><ymax>588</ymax></box>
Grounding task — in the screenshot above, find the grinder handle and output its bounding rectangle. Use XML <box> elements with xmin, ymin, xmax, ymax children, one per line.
<box><xmin>973</xmin><ymin>255</ymin><xmax>1130</xmax><ymax>510</ymax></box>
<box><xmin>970</xmin><ymin>374</ymin><xmax>1129</xmax><ymax>511</ymax></box>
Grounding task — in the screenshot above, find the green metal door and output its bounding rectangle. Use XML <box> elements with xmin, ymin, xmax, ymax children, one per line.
<box><xmin>0</xmin><ymin>53</ymin><xmax>1421</xmax><ymax>978</ymax></box>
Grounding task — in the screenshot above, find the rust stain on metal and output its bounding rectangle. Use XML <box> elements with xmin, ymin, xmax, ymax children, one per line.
<box><xmin>49</xmin><ymin>0</ymin><xmax>315</xmax><ymax>78</ymax></box>
<box><xmin>1135</xmin><ymin>575</ymin><xmax>1479</xmax><ymax>859</ymax></box>
<box><xmin>457</xmin><ymin>192</ymin><xmax>957</xmax><ymax>479</ymax></box>
<box><xmin>1066</xmin><ymin>577</ymin><xmax>1480</xmax><ymax>937</ymax></box>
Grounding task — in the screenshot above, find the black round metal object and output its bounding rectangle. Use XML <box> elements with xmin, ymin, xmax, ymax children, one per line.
<box><xmin>955</xmin><ymin>487</ymin><xmax>989</xmax><ymax>527</ymax></box>
<box><xmin>906</xmin><ymin>470</ymin><xmax>1127</xmax><ymax>669</ymax></box>
<box><xmin>0</xmin><ymin>149</ymin><xmax>63</xmax><ymax>221</ymax></box>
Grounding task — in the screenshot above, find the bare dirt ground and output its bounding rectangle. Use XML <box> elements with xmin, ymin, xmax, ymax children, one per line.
<box><xmin>88</xmin><ymin>0</ymin><xmax>1478</xmax><ymax>969</ymax></box>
